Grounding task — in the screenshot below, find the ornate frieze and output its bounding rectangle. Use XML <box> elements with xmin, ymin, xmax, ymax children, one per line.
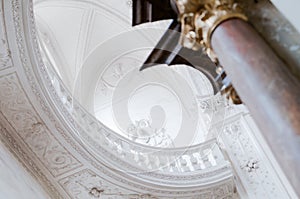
<box><xmin>218</xmin><ymin>115</ymin><xmax>293</xmax><ymax>198</ymax></box>
<box><xmin>59</xmin><ymin>169</ymin><xmax>155</xmax><ymax>199</ymax></box>
<box><xmin>0</xmin><ymin>73</ymin><xmax>82</xmax><ymax>177</ymax></box>
<box><xmin>2</xmin><ymin>0</ymin><xmax>296</xmax><ymax>198</ymax></box>
<box><xmin>0</xmin><ymin>123</ymin><xmax>62</xmax><ymax>198</ymax></box>
<box><xmin>8</xmin><ymin>0</ymin><xmax>235</xmax><ymax>197</ymax></box>
<box><xmin>60</xmin><ymin>169</ymin><xmax>235</xmax><ymax>199</ymax></box>
<box><xmin>0</xmin><ymin>2</ymin><xmax>12</xmax><ymax>70</ymax></box>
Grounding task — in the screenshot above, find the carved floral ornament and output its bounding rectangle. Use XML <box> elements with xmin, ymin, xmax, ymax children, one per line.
<box><xmin>1</xmin><ymin>0</ymin><xmax>295</xmax><ymax>197</ymax></box>
<box><xmin>172</xmin><ymin>0</ymin><xmax>247</xmax><ymax>104</ymax></box>
<box><xmin>174</xmin><ymin>0</ymin><xmax>248</xmax><ymax>62</ymax></box>
<box><xmin>6</xmin><ymin>0</ymin><xmax>236</xmax><ymax>197</ymax></box>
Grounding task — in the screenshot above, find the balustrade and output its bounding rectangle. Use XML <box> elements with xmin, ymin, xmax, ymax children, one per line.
<box><xmin>39</xmin><ymin>37</ymin><xmax>233</xmax><ymax>186</ymax></box>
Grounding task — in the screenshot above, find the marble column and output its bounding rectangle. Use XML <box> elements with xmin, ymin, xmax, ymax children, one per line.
<box><xmin>211</xmin><ymin>18</ymin><xmax>300</xmax><ymax>197</ymax></box>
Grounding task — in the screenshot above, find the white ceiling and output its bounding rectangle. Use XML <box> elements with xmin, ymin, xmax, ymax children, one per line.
<box><xmin>34</xmin><ymin>0</ymin><xmax>219</xmax><ymax>147</ymax></box>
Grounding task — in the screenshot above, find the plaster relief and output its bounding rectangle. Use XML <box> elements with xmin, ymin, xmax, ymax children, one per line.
<box><xmin>0</xmin><ymin>73</ymin><xmax>82</xmax><ymax>177</ymax></box>
<box><xmin>0</xmin><ymin>2</ymin><xmax>12</xmax><ymax>70</ymax></box>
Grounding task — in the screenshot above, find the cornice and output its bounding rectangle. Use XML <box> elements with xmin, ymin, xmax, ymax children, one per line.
<box><xmin>0</xmin><ymin>0</ymin><xmax>235</xmax><ymax>198</ymax></box>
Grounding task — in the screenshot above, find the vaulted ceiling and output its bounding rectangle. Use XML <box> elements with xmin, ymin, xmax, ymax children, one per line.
<box><xmin>0</xmin><ymin>0</ymin><xmax>299</xmax><ymax>198</ymax></box>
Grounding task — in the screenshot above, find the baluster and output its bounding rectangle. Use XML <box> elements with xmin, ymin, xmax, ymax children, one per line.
<box><xmin>124</xmin><ymin>149</ymin><xmax>135</xmax><ymax>161</ymax></box>
<box><xmin>211</xmin><ymin>143</ymin><xmax>225</xmax><ymax>165</ymax></box>
<box><xmin>141</xmin><ymin>153</ymin><xmax>152</xmax><ymax>169</ymax></box>
<box><xmin>190</xmin><ymin>154</ymin><xmax>202</xmax><ymax>171</ymax></box>
<box><xmin>158</xmin><ymin>155</ymin><xmax>169</xmax><ymax>171</ymax></box>
<box><xmin>148</xmin><ymin>155</ymin><xmax>159</xmax><ymax>170</ymax></box>
<box><xmin>120</xmin><ymin>141</ymin><xmax>131</xmax><ymax>153</ymax></box>
<box><xmin>108</xmin><ymin>138</ymin><xmax>118</xmax><ymax>154</ymax></box>
<box><xmin>137</xmin><ymin>153</ymin><xmax>146</xmax><ymax>167</ymax></box>
<box><xmin>202</xmin><ymin>148</ymin><xmax>213</xmax><ymax>169</ymax></box>
<box><xmin>207</xmin><ymin>150</ymin><xmax>217</xmax><ymax>166</ymax></box>
<box><xmin>142</xmin><ymin>154</ymin><xmax>153</xmax><ymax>170</ymax></box>
<box><xmin>179</xmin><ymin>157</ymin><xmax>190</xmax><ymax>172</ymax></box>
<box><xmin>132</xmin><ymin>149</ymin><xmax>140</xmax><ymax>163</ymax></box>
<box><xmin>115</xmin><ymin>140</ymin><xmax>125</xmax><ymax>157</ymax></box>
<box><xmin>197</xmin><ymin>152</ymin><xmax>207</xmax><ymax>170</ymax></box>
<box><xmin>169</xmin><ymin>160</ymin><xmax>179</xmax><ymax>173</ymax></box>
<box><xmin>102</xmin><ymin>134</ymin><xmax>111</xmax><ymax>147</ymax></box>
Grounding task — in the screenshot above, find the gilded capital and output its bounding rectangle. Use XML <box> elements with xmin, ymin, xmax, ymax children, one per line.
<box><xmin>174</xmin><ymin>0</ymin><xmax>247</xmax><ymax>62</ymax></box>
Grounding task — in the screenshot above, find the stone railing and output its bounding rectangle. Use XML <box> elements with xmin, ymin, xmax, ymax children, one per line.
<box><xmin>8</xmin><ymin>0</ymin><xmax>297</xmax><ymax>197</ymax></box>
<box><xmin>42</xmin><ymin>41</ymin><xmax>232</xmax><ymax>186</ymax></box>
<box><xmin>15</xmin><ymin>0</ymin><xmax>234</xmax><ymax>191</ymax></box>
<box><xmin>0</xmin><ymin>0</ymin><xmax>236</xmax><ymax>197</ymax></box>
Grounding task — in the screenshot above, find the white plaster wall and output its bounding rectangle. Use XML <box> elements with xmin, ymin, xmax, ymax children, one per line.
<box><xmin>0</xmin><ymin>141</ymin><xmax>50</xmax><ymax>199</ymax></box>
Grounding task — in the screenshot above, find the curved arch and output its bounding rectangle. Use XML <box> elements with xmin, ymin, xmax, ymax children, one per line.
<box><xmin>0</xmin><ymin>0</ymin><xmax>235</xmax><ymax>197</ymax></box>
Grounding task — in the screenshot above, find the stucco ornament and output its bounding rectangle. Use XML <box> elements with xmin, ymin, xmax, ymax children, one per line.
<box><xmin>175</xmin><ymin>0</ymin><xmax>247</xmax><ymax>62</ymax></box>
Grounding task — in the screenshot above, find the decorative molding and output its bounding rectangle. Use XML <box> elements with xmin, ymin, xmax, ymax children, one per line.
<box><xmin>0</xmin><ymin>73</ymin><xmax>82</xmax><ymax>177</ymax></box>
<box><xmin>60</xmin><ymin>169</ymin><xmax>235</xmax><ymax>199</ymax></box>
<box><xmin>59</xmin><ymin>169</ymin><xmax>135</xmax><ymax>199</ymax></box>
<box><xmin>27</xmin><ymin>0</ymin><xmax>233</xmax><ymax>186</ymax></box>
<box><xmin>219</xmin><ymin>115</ymin><xmax>292</xmax><ymax>198</ymax></box>
<box><xmin>174</xmin><ymin>0</ymin><xmax>247</xmax><ymax>62</ymax></box>
<box><xmin>4</xmin><ymin>0</ymin><xmax>296</xmax><ymax>198</ymax></box>
<box><xmin>8</xmin><ymin>0</ymin><xmax>235</xmax><ymax>197</ymax></box>
<box><xmin>0</xmin><ymin>123</ymin><xmax>62</xmax><ymax>198</ymax></box>
<box><xmin>0</xmin><ymin>1</ymin><xmax>12</xmax><ymax>71</ymax></box>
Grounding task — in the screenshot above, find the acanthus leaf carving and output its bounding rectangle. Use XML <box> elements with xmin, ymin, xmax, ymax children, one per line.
<box><xmin>0</xmin><ymin>73</ymin><xmax>82</xmax><ymax>177</ymax></box>
<box><xmin>0</xmin><ymin>2</ymin><xmax>12</xmax><ymax>71</ymax></box>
